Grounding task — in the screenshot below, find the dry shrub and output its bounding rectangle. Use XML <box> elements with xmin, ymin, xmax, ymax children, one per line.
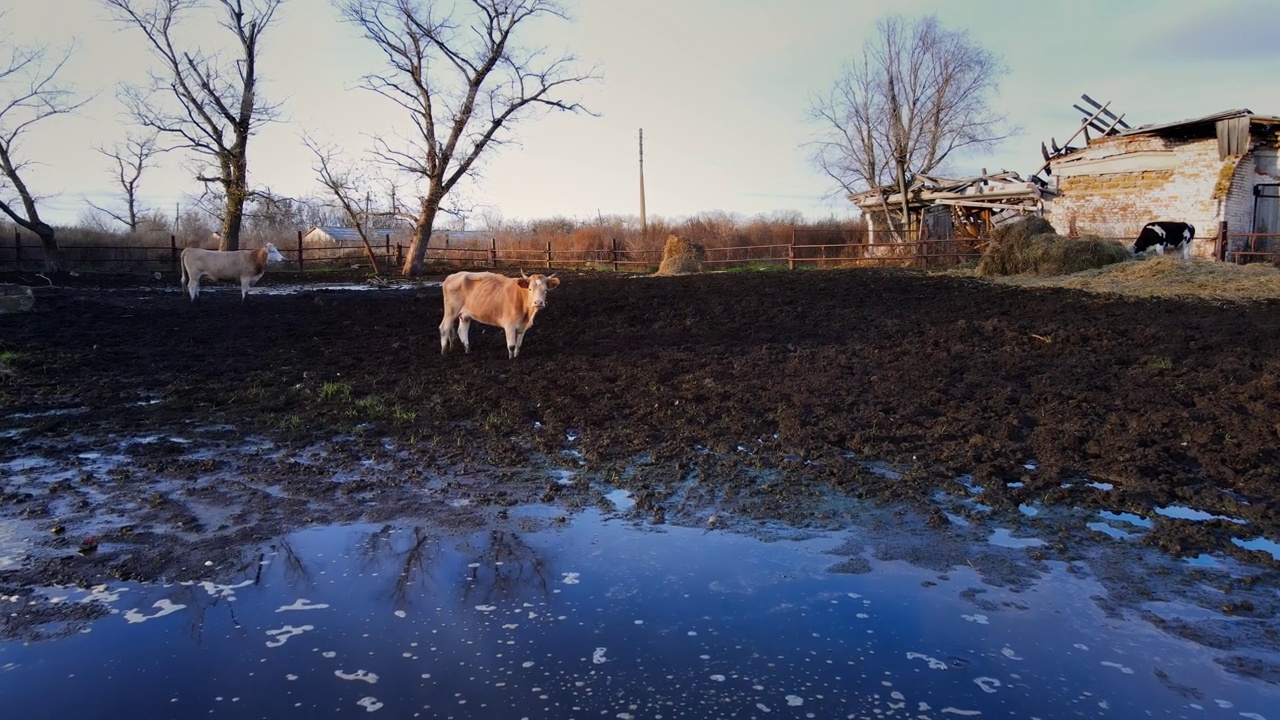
<box><xmin>656</xmin><ymin>235</ymin><xmax>706</xmax><ymax>275</ymax></box>
<box><xmin>977</xmin><ymin>217</ymin><xmax>1130</xmax><ymax>277</ymax></box>
<box><xmin>998</xmin><ymin>255</ymin><xmax>1280</xmax><ymax>300</ymax></box>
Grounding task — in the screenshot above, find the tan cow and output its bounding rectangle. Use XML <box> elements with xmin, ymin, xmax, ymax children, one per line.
<box><xmin>180</xmin><ymin>243</ymin><xmax>285</xmax><ymax>301</ymax></box>
<box><xmin>439</xmin><ymin>271</ymin><xmax>560</xmax><ymax>359</ymax></box>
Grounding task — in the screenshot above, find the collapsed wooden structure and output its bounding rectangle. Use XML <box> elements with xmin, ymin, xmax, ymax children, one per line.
<box><xmin>848</xmin><ymin>171</ymin><xmax>1048</xmax><ymax>242</ymax></box>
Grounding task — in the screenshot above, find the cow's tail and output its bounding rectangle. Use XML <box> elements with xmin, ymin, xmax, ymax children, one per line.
<box><xmin>179</xmin><ymin>254</ymin><xmax>189</xmax><ymax>299</ymax></box>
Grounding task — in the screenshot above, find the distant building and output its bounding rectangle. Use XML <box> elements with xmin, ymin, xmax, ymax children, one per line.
<box><xmin>301</xmin><ymin>226</ymin><xmax>491</xmax><ymax>247</ymax></box>
<box><xmin>1042</xmin><ymin>109</ymin><xmax>1280</xmax><ymax>259</ymax></box>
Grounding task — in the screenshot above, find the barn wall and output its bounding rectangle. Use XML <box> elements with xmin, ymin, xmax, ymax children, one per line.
<box><xmin>1044</xmin><ymin>135</ymin><xmax>1228</xmax><ymax>257</ymax></box>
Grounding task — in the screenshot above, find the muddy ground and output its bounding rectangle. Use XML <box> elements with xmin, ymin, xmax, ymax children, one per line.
<box><xmin>2</xmin><ymin>266</ymin><xmax>1280</xmax><ymax>663</ymax></box>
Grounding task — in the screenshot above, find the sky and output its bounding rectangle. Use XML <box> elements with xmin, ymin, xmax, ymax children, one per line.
<box><xmin>4</xmin><ymin>0</ymin><xmax>1280</xmax><ymax>229</ymax></box>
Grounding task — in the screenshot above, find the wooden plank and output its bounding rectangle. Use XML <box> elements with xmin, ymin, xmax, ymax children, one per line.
<box><xmin>930</xmin><ymin>198</ymin><xmax>1041</xmax><ymax>212</ymax></box>
<box><xmin>1099</xmin><ymin>113</ymin><xmax>1127</xmax><ymax>135</ymax></box>
<box><xmin>1081</xmin><ymin>94</ymin><xmax>1132</xmax><ymax>128</ymax></box>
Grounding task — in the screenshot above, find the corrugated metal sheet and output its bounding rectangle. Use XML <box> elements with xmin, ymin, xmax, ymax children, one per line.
<box><xmin>1118</xmin><ymin>109</ymin><xmax>1280</xmax><ymax>139</ymax></box>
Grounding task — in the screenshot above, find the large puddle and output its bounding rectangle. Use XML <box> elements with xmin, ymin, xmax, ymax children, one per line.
<box><xmin>1</xmin><ymin>507</ymin><xmax>1276</xmax><ymax>719</ymax></box>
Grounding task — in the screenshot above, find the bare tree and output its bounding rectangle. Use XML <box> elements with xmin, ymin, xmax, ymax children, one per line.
<box><xmin>809</xmin><ymin>15</ymin><xmax>1014</xmax><ymax>238</ymax></box>
<box><xmin>87</xmin><ymin>132</ymin><xmax>165</xmax><ymax>232</ymax></box>
<box><xmin>304</xmin><ymin>136</ymin><xmax>385</xmax><ymax>276</ymax></box>
<box><xmin>336</xmin><ymin>0</ymin><xmax>598</xmax><ymax>276</ymax></box>
<box><xmin>104</xmin><ymin>0</ymin><xmax>284</xmax><ymax>251</ymax></box>
<box><xmin>0</xmin><ymin>24</ymin><xmax>87</xmax><ymax>272</ymax></box>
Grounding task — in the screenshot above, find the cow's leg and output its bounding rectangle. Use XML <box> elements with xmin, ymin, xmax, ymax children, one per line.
<box><xmin>457</xmin><ymin>314</ymin><xmax>472</xmax><ymax>354</ymax></box>
<box><xmin>439</xmin><ymin>314</ymin><xmax>455</xmax><ymax>354</ymax></box>
<box><xmin>241</xmin><ymin>276</ymin><xmax>252</xmax><ymax>301</ymax></box>
<box><xmin>1154</xmin><ymin>244</ymin><xmax>1165</xmax><ymax>256</ymax></box>
<box><xmin>505</xmin><ymin>325</ymin><xmax>520</xmax><ymax>359</ymax></box>
<box><xmin>1180</xmin><ymin>242</ymin><xmax>1191</xmax><ymax>260</ymax></box>
<box><xmin>188</xmin><ymin>275</ymin><xmax>201</xmax><ymax>301</ymax></box>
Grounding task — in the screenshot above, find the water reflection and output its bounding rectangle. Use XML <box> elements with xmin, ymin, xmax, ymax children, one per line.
<box><xmin>0</xmin><ymin>513</ymin><xmax>1277</xmax><ymax>720</ymax></box>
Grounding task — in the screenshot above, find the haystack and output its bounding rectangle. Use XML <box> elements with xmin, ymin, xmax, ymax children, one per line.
<box><xmin>976</xmin><ymin>217</ymin><xmax>1130</xmax><ymax>277</ymax></box>
<box><xmin>656</xmin><ymin>235</ymin><xmax>706</xmax><ymax>275</ymax></box>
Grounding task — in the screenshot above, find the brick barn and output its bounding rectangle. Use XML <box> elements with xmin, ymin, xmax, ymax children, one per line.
<box><xmin>1041</xmin><ymin>109</ymin><xmax>1280</xmax><ymax>260</ymax></box>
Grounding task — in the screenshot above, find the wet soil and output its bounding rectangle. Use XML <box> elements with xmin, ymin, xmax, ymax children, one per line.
<box><xmin>2</xmin><ymin>267</ymin><xmax>1280</xmax><ymax>645</ymax></box>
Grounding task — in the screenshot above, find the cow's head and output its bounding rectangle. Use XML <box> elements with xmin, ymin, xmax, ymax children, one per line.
<box><xmin>264</xmin><ymin>243</ymin><xmax>285</xmax><ymax>263</ymax></box>
<box><xmin>519</xmin><ymin>270</ymin><xmax>560</xmax><ymax>308</ymax></box>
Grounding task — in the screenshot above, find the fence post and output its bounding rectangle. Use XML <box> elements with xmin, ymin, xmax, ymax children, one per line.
<box><xmin>490</xmin><ymin>237</ymin><xmax>497</xmax><ymax>267</ymax></box>
<box><xmin>546</xmin><ymin>241</ymin><xmax>552</xmax><ymax>270</ymax></box>
<box><xmin>13</xmin><ymin>229</ymin><xmax>19</xmax><ymax>269</ymax></box>
<box><xmin>396</xmin><ymin>244</ymin><xmax>403</xmax><ymax>265</ymax></box>
<box><xmin>170</xmin><ymin>235</ymin><xmax>178</xmax><ymax>274</ymax></box>
<box><xmin>297</xmin><ymin>229</ymin><xmax>304</xmax><ymax>271</ymax></box>
<box><xmin>611</xmin><ymin>237</ymin><xmax>618</xmax><ymax>271</ymax></box>
<box><xmin>1216</xmin><ymin>220</ymin><xmax>1228</xmax><ymax>262</ymax></box>
<box><xmin>788</xmin><ymin>229</ymin><xmax>795</xmax><ymax>270</ymax></box>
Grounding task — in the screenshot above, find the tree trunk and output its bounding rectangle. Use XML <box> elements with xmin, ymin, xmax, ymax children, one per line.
<box><xmin>402</xmin><ymin>201</ymin><xmax>440</xmax><ymax>276</ymax></box>
<box><xmin>895</xmin><ymin>159</ymin><xmax>911</xmax><ymax>242</ymax></box>
<box><xmin>220</xmin><ymin>155</ymin><xmax>249</xmax><ymax>251</ymax></box>
<box><xmin>37</xmin><ymin>225</ymin><xmax>65</xmax><ymax>273</ymax></box>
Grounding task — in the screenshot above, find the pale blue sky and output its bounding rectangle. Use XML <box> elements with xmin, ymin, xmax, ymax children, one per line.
<box><xmin>5</xmin><ymin>0</ymin><xmax>1280</xmax><ymax>228</ymax></box>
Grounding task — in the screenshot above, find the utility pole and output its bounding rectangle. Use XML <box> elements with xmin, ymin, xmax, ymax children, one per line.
<box><xmin>639</xmin><ymin>128</ymin><xmax>647</xmax><ymax>238</ymax></box>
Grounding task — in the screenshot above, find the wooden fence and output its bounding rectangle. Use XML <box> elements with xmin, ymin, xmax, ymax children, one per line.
<box><xmin>0</xmin><ymin>228</ymin><xmax>983</xmax><ymax>274</ymax></box>
<box><xmin>5</xmin><ymin>222</ymin><xmax>1278</xmax><ymax>274</ymax></box>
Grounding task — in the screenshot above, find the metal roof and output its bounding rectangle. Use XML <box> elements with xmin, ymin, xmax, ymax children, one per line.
<box><xmin>304</xmin><ymin>226</ymin><xmax>411</xmax><ymax>243</ymax></box>
<box><xmin>1117</xmin><ymin>109</ymin><xmax>1280</xmax><ymax>137</ymax></box>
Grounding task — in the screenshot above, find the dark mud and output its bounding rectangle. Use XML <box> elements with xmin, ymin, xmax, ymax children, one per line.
<box><xmin>2</xmin><ymin>267</ymin><xmax>1280</xmax><ymax>675</ymax></box>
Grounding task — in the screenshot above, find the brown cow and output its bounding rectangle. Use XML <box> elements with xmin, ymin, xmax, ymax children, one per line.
<box><xmin>180</xmin><ymin>243</ymin><xmax>285</xmax><ymax>301</ymax></box>
<box><xmin>439</xmin><ymin>271</ymin><xmax>560</xmax><ymax>359</ymax></box>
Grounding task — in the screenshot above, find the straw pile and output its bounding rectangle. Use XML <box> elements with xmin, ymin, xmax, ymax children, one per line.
<box><xmin>656</xmin><ymin>235</ymin><xmax>706</xmax><ymax>275</ymax></box>
<box><xmin>998</xmin><ymin>255</ymin><xmax>1280</xmax><ymax>300</ymax></box>
<box><xmin>976</xmin><ymin>217</ymin><xmax>1131</xmax><ymax>277</ymax></box>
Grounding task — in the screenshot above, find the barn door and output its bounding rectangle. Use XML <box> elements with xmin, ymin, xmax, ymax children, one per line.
<box><xmin>1254</xmin><ymin>183</ymin><xmax>1280</xmax><ymax>236</ymax></box>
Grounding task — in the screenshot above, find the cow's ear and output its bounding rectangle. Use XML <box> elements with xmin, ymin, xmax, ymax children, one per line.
<box><xmin>547</xmin><ymin>277</ymin><xmax>560</xmax><ymax>288</ymax></box>
<box><xmin>517</xmin><ymin>278</ymin><xmax>530</xmax><ymax>288</ymax></box>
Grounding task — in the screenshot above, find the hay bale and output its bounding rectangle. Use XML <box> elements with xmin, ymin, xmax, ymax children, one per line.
<box><xmin>656</xmin><ymin>235</ymin><xmax>706</xmax><ymax>275</ymax></box>
<box><xmin>976</xmin><ymin>218</ymin><xmax>1129</xmax><ymax>277</ymax></box>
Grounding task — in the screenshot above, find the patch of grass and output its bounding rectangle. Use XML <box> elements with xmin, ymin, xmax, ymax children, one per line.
<box><xmin>318</xmin><ymin>381</ymin><xmax>353</xmax><ymax>402</ymax></box>
<box><xmin>1147</xmin><ymin>358</ymin><xmax>1174</xmax><ymax>371</ymax></box>
<box><xmin>391</xmin><ymin>407</ymin><xmax>417</xmax><ymax>424</ymax></box>
<box><xmin>0</xmin><ymin>351</ymin><xmax>15</xmax><ymax>380</ymax></box>
<box><xmin>355</xmin><ymin>396</ymin><xmax>388</xmax><ymax>414</ymax></box>
<box><xmin>277</xmin><ymin>413</ymin><xmax>302</xmax><ymax>430</ymax></box>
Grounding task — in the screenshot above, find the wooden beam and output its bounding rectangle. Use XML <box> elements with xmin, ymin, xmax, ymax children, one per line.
<box><xmin>1081</xmin><ymin>94</ymin><xmax>1131</xmax><ymax>129</ymax></box>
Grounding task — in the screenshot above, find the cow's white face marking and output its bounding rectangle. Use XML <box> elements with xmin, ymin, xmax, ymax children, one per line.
<box><xmin>265</xmin><ymin>243</ymin><xmax>285</xmax><ymax>263</ymax></box>
<box><xmin>521</xmin><ymin>273</ymin><xmax>559</xmax><ymax>309</ymax></box>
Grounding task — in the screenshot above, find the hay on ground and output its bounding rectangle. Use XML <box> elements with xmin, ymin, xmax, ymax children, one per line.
<box><xmin>656</xmin><ymin>235</ymin><xmax>706</xmax><ymax>275</ymax></box>
<box><xmin>976</xmin><ymin>217</ymin><xmax>1130</xmax><ymax>277</ymax></box>
<box><xmin>996</xmin><ymin>255</ymin><xmax>1280</xmax><ymax>300</ymax></box>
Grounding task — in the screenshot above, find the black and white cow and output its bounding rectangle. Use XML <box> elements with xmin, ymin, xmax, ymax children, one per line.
<box><xmin>1132</xmin><ymin>221</ymin><xmax>1195</xmax><ymax>259</ymax></box>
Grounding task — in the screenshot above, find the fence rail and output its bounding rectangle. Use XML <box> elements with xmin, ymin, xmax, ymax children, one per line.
<box><xmin>0</xmin><ymin>228</ymin><xmax>984</xmax><ymax>274</ymax></box>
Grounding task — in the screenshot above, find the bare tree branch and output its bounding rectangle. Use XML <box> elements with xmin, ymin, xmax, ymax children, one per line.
<box><xmin>807</xmin><ymin>14</ymin><xmax>1017</xmax><ymax>238</ymax></box>
<box><xmin>104</xmin><ymin>0</ymin><xmax>285</xmax><ymax>250</ymax></box>
<box><xmin>0</xmin><ymin>19</ymin><xmax>88</xmax><ymax>272</ymax></box>
<box><xmin>86</xmin><ymin>131</ymin><xmax>166</xmax><ymax>231</ymax></box>
<box><xmin>335</xmin><ymin>0</ymin><xmax>599</xmax><ymax>275</ymax></box>
<box><xmin>304</xmin><ymin>135</ymin><xmax>384</xmax><ymax>276</ymax></box>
